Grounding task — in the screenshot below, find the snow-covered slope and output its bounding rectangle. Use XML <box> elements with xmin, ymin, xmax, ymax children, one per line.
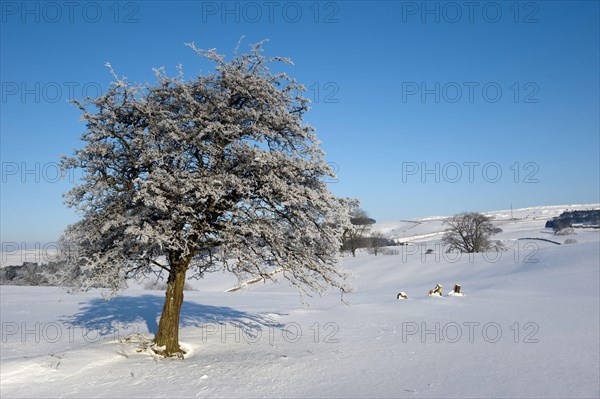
<box><xmin>1</xmin><ymin>205</ymin><xmax>599</xmax><ymax>398</ymax></box>
<box><xmin>371</xmin><ymin>203</ymin><xmax>599</xmax><ymax>243</ymax></box>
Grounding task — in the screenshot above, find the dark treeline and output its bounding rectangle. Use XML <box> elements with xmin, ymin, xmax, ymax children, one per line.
<box><xmin>545</xmin><ymin>210</ymin><xmax>600</xmax><ymax>230</ymax></box>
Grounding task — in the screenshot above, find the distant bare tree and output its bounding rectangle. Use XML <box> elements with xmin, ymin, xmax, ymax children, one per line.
<box><xmin>552</xmin><ymin>218</ymin><xmax>572</xmax><ymax>235</ymax></box>
<box><xmin>370</xmin><ymin>231</ymin><xmax>385</xmax><ymax>256</ymax></box>
<box><xmin>442</xmin><ymin>212</ymin><xmax>503</xmax><ymax>253</ymax></box>
<box><xmin>343</xmin><ymin>208</ymin><xmax>375</xmax><ymax>257</ymax></box>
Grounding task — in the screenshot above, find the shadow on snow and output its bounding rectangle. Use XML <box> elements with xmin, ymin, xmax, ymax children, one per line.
<box><xmin>62</xmin><ymin>294</ymin><xmax>284</xmax><ymax>339</ymax></box>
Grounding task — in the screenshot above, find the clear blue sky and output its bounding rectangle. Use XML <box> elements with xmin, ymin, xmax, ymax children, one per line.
<box><xmin>1</xmin><ymin>1</ymin><xmax>599</xmax><ymax>244</ymax></box>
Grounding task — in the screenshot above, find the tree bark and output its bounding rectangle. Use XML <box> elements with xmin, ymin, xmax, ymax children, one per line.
<box><xmin>154</xmin><ymin>257</ymin><xmax>190</xmax><ymax>357</ymax></box>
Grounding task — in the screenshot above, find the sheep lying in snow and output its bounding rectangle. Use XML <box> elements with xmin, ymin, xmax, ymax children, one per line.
<box><xmin>448</xmin><ymin>284</ymin><xmax>464</xmax><ymax>296</ymax></box>
<box><xmin>428</xmin><ymin>283</ymin><xmax>443</xmax><ymax>297</ymax></box>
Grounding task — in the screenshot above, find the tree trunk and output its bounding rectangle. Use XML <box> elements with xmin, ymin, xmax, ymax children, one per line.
<box><xmin>154</xmin><ymin>259</ymin><xmax>189</xmax><ymax>357</ymax></box>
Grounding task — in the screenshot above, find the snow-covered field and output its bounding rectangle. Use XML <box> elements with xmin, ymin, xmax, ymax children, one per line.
<box><xmin>1</xmin><ymin>205</ymin><xmax>599</xmax><ymax>398</ymax></box>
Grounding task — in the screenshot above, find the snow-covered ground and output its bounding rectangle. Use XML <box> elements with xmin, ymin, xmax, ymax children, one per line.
<box><xmin>1</xmin><ymin>205</ymin><xmax>599</xmax><ymax>398</ymax></box>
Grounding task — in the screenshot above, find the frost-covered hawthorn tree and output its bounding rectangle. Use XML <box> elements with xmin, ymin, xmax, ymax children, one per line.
<box><xmin>60</xmin><ymin>41</ymin><xmax>354</xmax><ymax>357</ymax></box>
<box><xmin>441</xmin><ymin>212</ymin><xmax>503</xmax><ymax>253</ymax></box>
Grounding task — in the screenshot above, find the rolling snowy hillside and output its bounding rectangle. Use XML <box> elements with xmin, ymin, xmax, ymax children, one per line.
<box><xmin>1</xmin><ymin>205</ymin><xmax>599</xmax><ymax>398</ymax></box>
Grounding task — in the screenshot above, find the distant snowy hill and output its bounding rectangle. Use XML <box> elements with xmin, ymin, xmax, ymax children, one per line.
<box><xmin>370</xmin><ymin>203</ymin><xmax>599</xmax><ymax>243</ymax></box>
